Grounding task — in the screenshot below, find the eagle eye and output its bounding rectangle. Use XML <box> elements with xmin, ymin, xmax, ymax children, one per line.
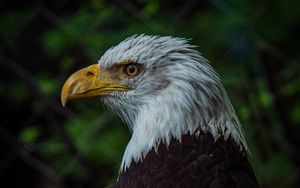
<box><xmin>124</xmin><ymin>63</ymin><xmax>141</xmax><ymax>76</ymax></box>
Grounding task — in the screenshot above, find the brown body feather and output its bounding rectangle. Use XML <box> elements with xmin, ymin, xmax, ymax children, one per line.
<box><xmin>108</xmin><ymin>132</ymin><xmax>259</xmax><ymax>188</ymax></box>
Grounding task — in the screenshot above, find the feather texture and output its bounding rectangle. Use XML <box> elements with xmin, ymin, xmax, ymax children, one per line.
<box><xmin>96</xmin><ymin>35</ymin><xmax>259</xmax><ymax>187</ymax></box>
<box><xmin>109</xmin><ymin>132</ymin><xmax>259</xmax><ymax>188</ymax></box>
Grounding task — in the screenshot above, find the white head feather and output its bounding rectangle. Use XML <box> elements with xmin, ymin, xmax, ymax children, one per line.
<box><xmin>98</xmin><ymin>35</ymin><xmax>247</xmax><ymax>172</ymax></box>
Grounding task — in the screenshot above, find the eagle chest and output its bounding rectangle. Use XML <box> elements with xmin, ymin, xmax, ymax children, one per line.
<box><xmin>117</xmin><ymin>133</ymin><xmax>258</xmax><ymax>188</ymax></box>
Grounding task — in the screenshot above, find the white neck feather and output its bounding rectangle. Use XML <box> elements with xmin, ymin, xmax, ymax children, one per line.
<box><xmin>120</xmin><ymin>83</ymin><xmax>247</xmax><ymax>172</ymax></box>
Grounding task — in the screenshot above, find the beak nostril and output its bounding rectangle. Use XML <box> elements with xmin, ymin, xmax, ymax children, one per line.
<box><xmin>86</xmin><ymin>71</ymin><xmax>95</xmax><ymax>77</ymax></box>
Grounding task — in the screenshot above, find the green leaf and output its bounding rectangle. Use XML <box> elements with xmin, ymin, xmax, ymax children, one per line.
<box><xmin>259</xmin><ymin>89</ymin><xmax>273</xmax><ymax>107</ymax></box>
<box><xmin>19</xmin><ymin>126</ymin><xmax>40</xmax><ymax>144</ymax></box>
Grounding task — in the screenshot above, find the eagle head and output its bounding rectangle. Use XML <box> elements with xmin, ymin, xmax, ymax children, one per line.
<box><xmin>61</xmin><ymin>35</ymin><xmax>247</xmax><ymax>171</ymax></box>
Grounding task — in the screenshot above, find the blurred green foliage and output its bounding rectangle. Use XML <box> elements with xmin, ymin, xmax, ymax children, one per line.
<box><xmin>0</xmin><ymin>0</ymin><xmax>299</xmax><ymax>188</ymax></box>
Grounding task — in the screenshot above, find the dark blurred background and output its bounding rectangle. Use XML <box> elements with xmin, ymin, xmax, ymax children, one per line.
<box><xmin>0</xmin><ymin>0</ymin><xmax>299</xmax><ymax>187</ymax></box>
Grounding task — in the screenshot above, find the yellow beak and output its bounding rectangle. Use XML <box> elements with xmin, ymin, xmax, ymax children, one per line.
<box><xmin>61</xmin><ymin>64</ymin><xmax>130</xmax><ymax>107</ymax></box>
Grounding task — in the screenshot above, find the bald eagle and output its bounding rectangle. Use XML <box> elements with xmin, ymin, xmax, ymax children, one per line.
<box><xmin>61</xmin><ymin>35</ymin><xmax>260</xmax><ymax>188</ymax></box>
